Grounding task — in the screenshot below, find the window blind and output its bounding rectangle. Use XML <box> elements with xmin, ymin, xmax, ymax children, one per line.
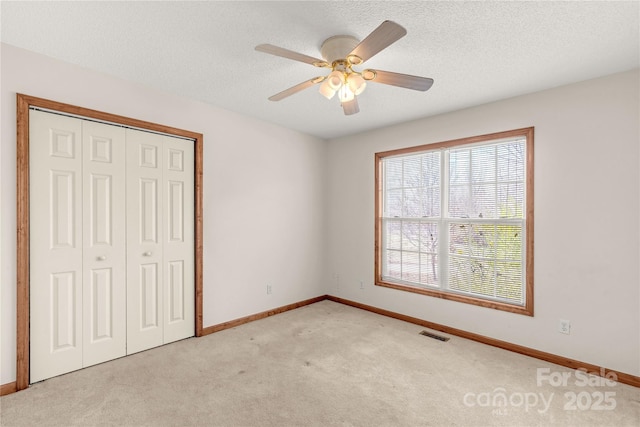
<box><xmin>381</xmin><ymin>137</ymin><xmax>526</xmax><ymax>305</ymax></box>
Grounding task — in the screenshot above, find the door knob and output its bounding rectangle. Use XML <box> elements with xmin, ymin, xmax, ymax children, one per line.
<box><xmin>97</xmin><ymin>256</ymin><xmax>106</xmax><ymax>261</ymax></box>
<box><xmin>143</xmin><ymin>251</ymin><xmax>152</xmax><ymax>257</ymax></box>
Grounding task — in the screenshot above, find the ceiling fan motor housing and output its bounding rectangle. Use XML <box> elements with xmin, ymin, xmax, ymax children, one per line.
<box><xmin>320</xmin><ymin>35</ymin><xmax>360</xmax><ymax>63</ymax></box>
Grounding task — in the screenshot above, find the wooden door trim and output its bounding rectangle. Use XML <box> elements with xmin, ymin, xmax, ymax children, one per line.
<box><xmin>16</xmin><ymin>94</ymin><xmax>204</xmax><ymax>390</ymax></box>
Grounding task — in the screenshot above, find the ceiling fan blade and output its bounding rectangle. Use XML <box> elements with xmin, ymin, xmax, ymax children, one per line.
<box><xmin>367</xmin><ymin>69</ymin><xmax>434</xmax><ymax>91</ymax></box>
<box><xmin>348</xmin><ymin>21</ymin><xmax>407</xmax><ymax>63</ymax></box>
<box><xmin>255</xmin><ymin>44</ymin><xmax>329</xmax><ymax>67</ymax></box>
<box><xmin>268</xmin><ymin>77</ymin><xmax>324</xmax><ymax>101</ymax></box>
<box><xmin>342</xmin><ymin>97</ymin><xmax>359</xmax><ymax>115</ymax></box>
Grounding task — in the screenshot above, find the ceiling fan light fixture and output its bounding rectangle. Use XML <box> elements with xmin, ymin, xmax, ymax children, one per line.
<box><xmin>346</xmin><ymin>73</ymin><xmax>367</xmax><ymax>95</ymax></box>
<box><xmin>319</xmin><ymin>78</ymin><xmax>337</xmax><ymax>99</ymax></box>
<box><xmin>338</xmin><ymin>85</ymin><xmax>355</xmax><ymax>103</ymax></box>
<box><xmin>327</xmin><ymin>70</ymin><xmax>344</xmax><ymax>90</ymax></box>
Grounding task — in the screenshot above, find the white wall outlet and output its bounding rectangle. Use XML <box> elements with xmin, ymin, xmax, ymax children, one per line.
<box><xmin>558</xmin><ymin>319</ymin><xmax>571</xmax><ymax>334</ymax></box>
<box><xmin>359</xmin><ymin>280</ymin><xmax>364</xmax><ymax>289</ymax></box>
<box><xmin>266</xmin><ymin>285</ymin><xmax>272</xmax><ymax>295</ymax></box>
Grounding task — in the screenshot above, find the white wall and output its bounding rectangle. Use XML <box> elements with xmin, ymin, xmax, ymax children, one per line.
<box><xmin>326</xmin><ymin>69</ymin><xmax>640</xmax><ymax>376</ymax></box>
<box><xmin>0</xmin><ymin>43</ymin><xmax>327</xmax><ymax>384</ymax></box>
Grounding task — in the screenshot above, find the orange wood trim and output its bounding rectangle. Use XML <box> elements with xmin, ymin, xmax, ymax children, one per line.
<box><xmin>376</xmin><ymin>280</ymin><xmax>532</xmax><ymax>315</ymax></box>
<box><xmin>326</xmin><ymin>295</ymin><xmax>640</xmax><ymax>388</ymax></box>
<box><xmin>15</xmin><ymin>94</ymin><xmax>201</xmax><ymax>140</ymax></box>
<box><xmin>194</xmin><ymin>133</ymin><xmax>204</xmax><ymax>337</ymax></box>
<box><xmin>201</xmin><ymin>296</ymin><xmax>327</xmax><ymax>336</ymax></box>
<box><xmin>375</xmin><ymin>127</ymin><xmax>535</xmax><ymax>158</ymax></box>
<box><xmin>0</xmin><ymin>382</ymin><xmax>18</xmax><ymax>396</ymax></box>
<box><xmin>374</xmin><ymin>152</ymin><xmax>383</xmax><ymax>296</ymax></box>
<box><xmin>524</xmin><ymin>127</ymin><xmax>535</xmax><ymax>316</ymax></box>
<box><xmin>15</xmin><ymin>93</ymin><xmax>204</xmax><ymax>389</ymax></box>
<box><xmin>16</xmin><ymin>95</ymin><xmax>30</xmax><ymax>391</ymax></box>
<box><xmin>374</xmin><ymin>127</ymin><xmax>535</xmax><ymax>316</ymax></box>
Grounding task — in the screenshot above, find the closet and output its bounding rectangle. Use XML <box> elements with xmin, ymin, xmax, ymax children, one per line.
<box><xmin>29</xmin><ymin>109</ymin><xmax>194</xmax><ymax>383</ymax></box>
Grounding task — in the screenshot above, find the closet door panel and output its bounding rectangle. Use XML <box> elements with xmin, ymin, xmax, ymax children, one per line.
<box><xmin>82</xmin><ymin>121</ymin><xmax>127</xmax><ymax>367</ymax></box>
<box><xmin>126</xmin><ymin>129</ymin><xmax>164</xmax><ymax>354</ymax></box>
<box><xmin>30</xmin><ymin>110</ymin><xmax>83</xmax><ymax>383</ymax></box>
<box><xmin>163</xmin><ymin>137</ymin><xmax>195</xmax><ymax>343</ymax></box>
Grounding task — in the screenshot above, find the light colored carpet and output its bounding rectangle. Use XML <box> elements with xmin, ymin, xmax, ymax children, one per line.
<box><xmin>1</xmin><ymin>300</ymin><xmax>638</xmax><ymax>426</ymax></box>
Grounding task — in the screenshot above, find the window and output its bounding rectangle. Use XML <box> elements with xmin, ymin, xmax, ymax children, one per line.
<box><xmin>375</xmin><ymin>128</ymin><xmax>534</xmax><ymax>315</ymax></box>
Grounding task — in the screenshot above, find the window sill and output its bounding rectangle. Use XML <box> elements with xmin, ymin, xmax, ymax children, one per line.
<box><xmin>375</xmin><ymin>279</ymin><xmax>533</xmax><ymax>316</ymax></box>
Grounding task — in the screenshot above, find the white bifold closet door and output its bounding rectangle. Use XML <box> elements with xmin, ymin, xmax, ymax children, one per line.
<box><xmin>29</xmin><ymin>110</ymin><xmax>194</xmax><ymax>383</ymax></box>
<box><xmin>125</xmin><ymin>129</ymin><xmax>194</xmax><ymax>355</ymax></box>
<box><xmin>30</xmin><ymin>110</ymin><xmax>127</xmax><ymax>383</ymax></box>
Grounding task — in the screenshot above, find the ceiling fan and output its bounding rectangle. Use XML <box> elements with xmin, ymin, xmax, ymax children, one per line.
<box><xmin>255</xmin><ymin>21</ymin><xmax>434</xmax><ymax>116</ymax></box>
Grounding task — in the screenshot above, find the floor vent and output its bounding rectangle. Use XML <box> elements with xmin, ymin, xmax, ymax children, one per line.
<box><xmin>419</xmin><ymin>330</ymin><xmax>450</xmax><ymax>342</ymax></box>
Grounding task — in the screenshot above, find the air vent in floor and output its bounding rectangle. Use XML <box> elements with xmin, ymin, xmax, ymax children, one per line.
<box><xmin>419</xmin><ymin>330</ymin><xmax>450</xmax><ymax>342</ymax></box>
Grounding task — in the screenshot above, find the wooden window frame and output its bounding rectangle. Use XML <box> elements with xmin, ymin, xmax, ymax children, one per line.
<box><xmin>374</xmin><ymin>127</ymin><xmax>534</xmax><ymax>316</ymax></box>
<box><xmin>15</xmin><ymin>94</ymin><xmax>204</xmax><ymax>390</ymax></box>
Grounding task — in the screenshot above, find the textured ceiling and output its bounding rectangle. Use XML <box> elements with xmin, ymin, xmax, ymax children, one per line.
<box><xmin>2</xmin><ymin>1</ymin><xmax>638</xmax><ymax>139</ymax></box>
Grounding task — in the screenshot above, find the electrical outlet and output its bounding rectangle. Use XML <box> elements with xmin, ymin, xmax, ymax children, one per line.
<box><xmin>558</xmin><ymin>319</ymin><xmax>571</xmax><ymax>335</ymax></box>
<box><xmin>267</xmin><ymin>285</ymin><xmax>272</xmax><ymax>295</ymax></box>
<box><xmin>359</xmin><ymin>280</ymin><xmax>364</xmax><ymax>289</ymax></box>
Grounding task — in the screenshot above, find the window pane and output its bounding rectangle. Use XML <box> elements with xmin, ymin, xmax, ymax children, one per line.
<box><xmin>471</xmin><ymin>184</ymin><xmax>496</xmax><ymax>218</ymax></box>
<box><xmin>386</xmin><ymin>250</ymin><xmax>402</xmax><ymax>280</ymax></box>
<box><xmin>449</xmin><ymin>185</ymin><xmax>470</xmax><ymax>218</ymax></box>
<box><xmin>403</xmin><ymin>188</ymin><xmax>422</xmax><ymax>217</ymax></box>
<box><xmin>422</xmin><ymin>152</ymin><xmax>440</xmax><ymax>187</ymax></box>
<box><xmin>471</xmin><ymin>145</ymin><xmax>496</xmax><ymax>184</ymax></box>
<box><xmin>385</xmin><ymin>158</ymin><xmax>403</xmax><ymax>189</ymax></box>
<box><xmin>497</xmin><ymin>141</ymin><xmax>525</xmax><ymax>182</ymax></box>
<box><xmin>449</xmin><ymin>150</ymin><xmax>470</xmax><ymax>185</ymax></box>
<box><xmin>419</xmin><ymin>222</ymin><xmax>438</xmax><ymax>253</ymax></box>
<box><xmin>469</xmin><ymin>224</ymin><xmax>496</xmax><ymax>258</ymax></box>
<box><xmin>449</xmin><ymin>256</ymin><xmax>470</xmax><ymax>293</ymax></box>
<box><xmin>451</xmin><ymin>142</ymin><xmax>526</xmax><ymax>220</ymax></box>
<box><xmin>422</xmin><ymin>152</ymin><xmax>441</xmax><ymax>217</ymax></box>
<box><xmin>385</xmin><ymin>220</ymin><xmax>401</xmax><ymax>250</ymax></box>
<box><xmin>449</xmin><ymin>223</ymin><xmax>469</xmax><ymax>256</ymax></box>
<box><xmin>403</xmin><ymin>156</ymin><xmax>422</xmax><ymax>188</ymax></box>
<box><xmin>498</xmin><ymin>182</ymin><xmax>524</xmax><ymax>218</ymax></box>
<box><xmin>402</xmin><ymin>252</ymin><xmax>420</xmax><ymax>283</ymax></box>
<box><xmin>420</xmin><ymin>253</ymin><xmax>438</xmax><ymax>286</ymax></box>
<box><xmin>384</xmin><ymin>153</ymin><xmax>442</xmax><ymax>219</ymax></box>
<box><xmin>469</xmin><ymin>259</ymin><xmax>495</xmax><ymax>298</ymax></box>
<box><xmin>402</xmin><ymin>222</ymin><xmax>420</xmax><ymax>251</ymax></box>
<box><xmin>496</xmin><ymin>261</ymin><xmax>523</xmax><ymax>303</ymax></box>
<box><xmin>451</xmin><ymin>257</ymin><xmax>498</xmax><ymax>299</ymax></box>
<box><xmin>385</xmin><ymin>189</ymin><xmax>402</xmax><ymax>217</ymax></box>
<box><xmin>495</xmin><ymin>224</ymin><xmax>522</xmax><ymax>260</ymax></box>
<box><xmin>422</xmin><ymin>187</ymin><xmax>440</xmax><ymax>217</ymax></box>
